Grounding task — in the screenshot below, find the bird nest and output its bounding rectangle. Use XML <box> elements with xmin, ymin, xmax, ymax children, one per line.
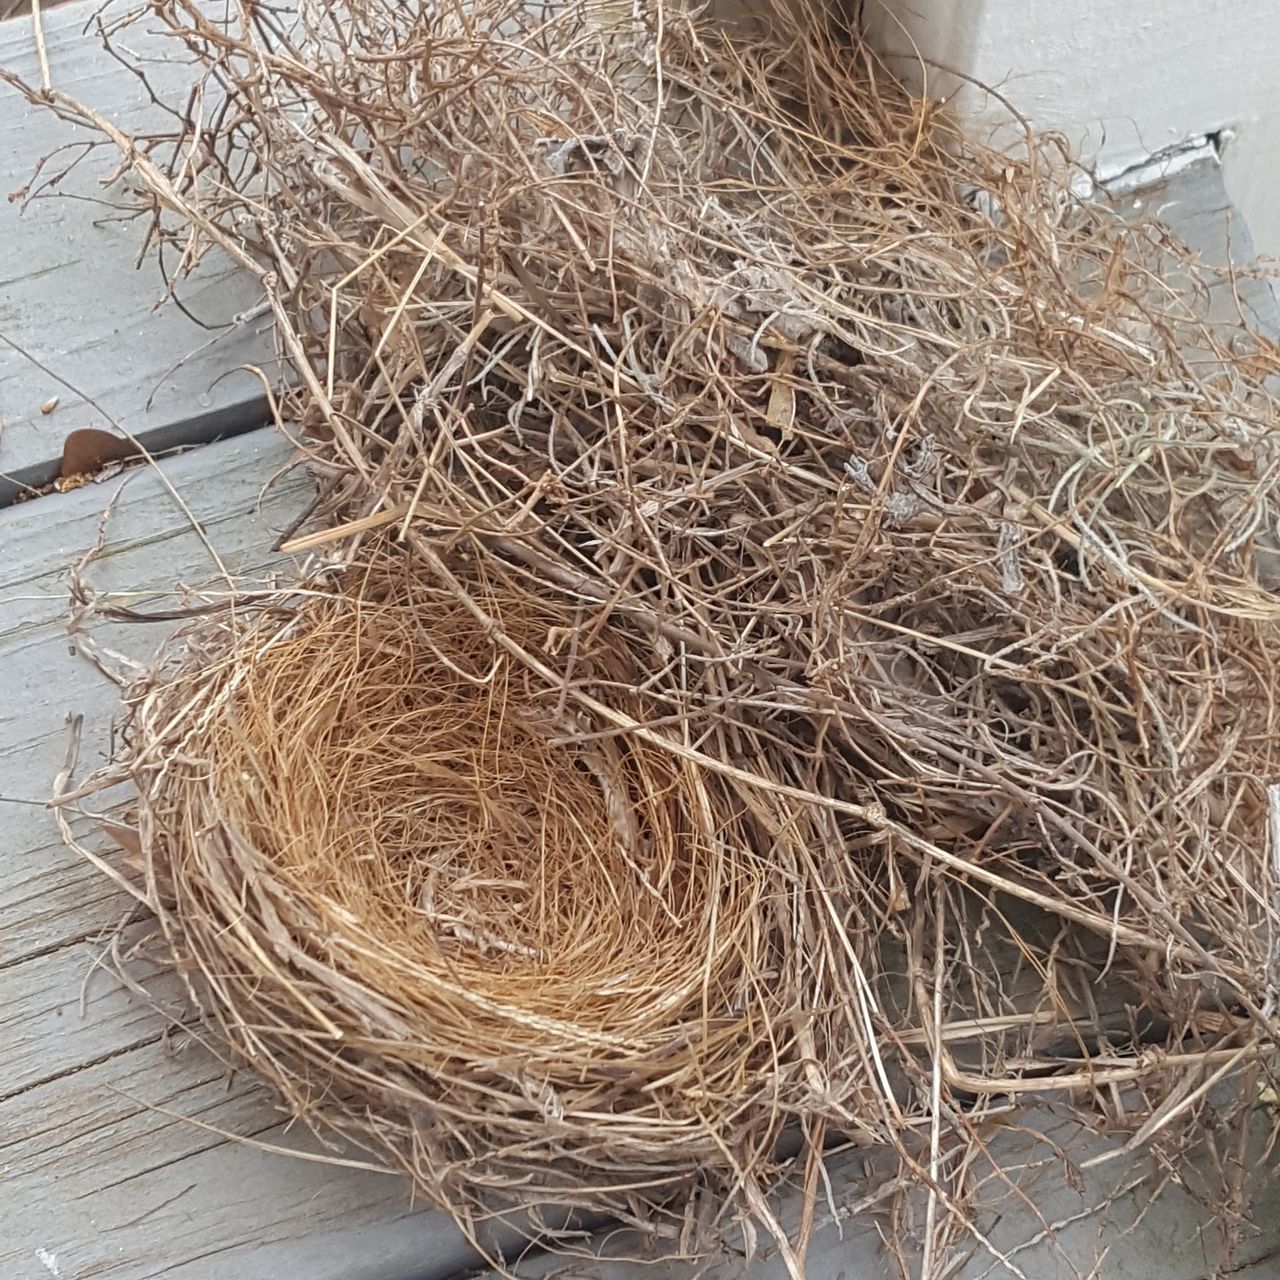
<box><xmin>26</xmin><ymin>0</ymin><xmax>1280</xmax><ymax>1270</ymax></box>
<box><xmin>87</xmin><ymin>543</ymin><xmax>885</xmax><ymax>1246</ymax></box>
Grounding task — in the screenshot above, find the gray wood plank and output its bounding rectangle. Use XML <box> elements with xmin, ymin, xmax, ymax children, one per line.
<box><xmin>1109</xmin><ymin>152</ymin><xmax>1280</xmax><ymax>335</ymax></box>
<box><xmin>0</xmin><ymin>432</ymin><xmax>496</xmax><ymax>1280</ymax></box>
<box><xmin>1</xmin><ymin>1040</ymin><xmax>482</xmax><ymax>1280</ymax></box>
<box><xmin>0</xmin><ymin>2</ymin><xmax>273</xmax><ymax>503</ymax></box>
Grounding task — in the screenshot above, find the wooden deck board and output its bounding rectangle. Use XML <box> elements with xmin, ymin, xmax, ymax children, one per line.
<box><xmin>1112</xmin><ymin>153</ymin><xmax>1280</xmax><ymax>334</ymax></box>
<box><xmin>0</xmin><ymin>4</ymin><xmax>272</xmax><ymax>503</ymax></box>
<box><xmin>0</xmin><ymin>433</ymin><xmax>487</xmax><ymax>1280</ymax></box>
<box><xmin>2</xmin><ymin>449</ymin><xmax>1276</xmax><ymax>1280</ymax></box>
<box><xmin>2</xmin><ymin>1044</ymin><xmax>477</xmax><ymax>1280</ymax></box>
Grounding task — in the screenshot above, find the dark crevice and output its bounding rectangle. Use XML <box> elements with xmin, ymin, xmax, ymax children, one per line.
<box><xmin>1100</xmin><ymin>130</ymin><xmax>1229</xmax><ymax>191</ymax></box>
<box><xmin>85</xmin><ymin>1115</ymin><xmax>279</xmax><ymax>1198</ymax></box>
<box><xmin>0</xmin><ymin>1029</ymin><xmax>171</xmax><ymax>1106</ymax></box>
<box><xmin>0</xmin><ymin>395</ymin><xmax>270</xmax><ymax>509</ymax></box>
<box><xmin>0</xmin><ymin>914</ymin><xmax>128</xmax><ymax>973</ymax></box>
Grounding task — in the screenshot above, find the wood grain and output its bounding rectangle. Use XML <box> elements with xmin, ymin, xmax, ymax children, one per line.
<box><xmin>0</xmin><ymin>433</ymin><xmax>484</xmax><ymax>1280</ymax></box>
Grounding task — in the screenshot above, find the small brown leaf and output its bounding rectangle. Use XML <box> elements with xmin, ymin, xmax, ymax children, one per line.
<box><xmin>40</xmin><ymin>396</ymin><xmax>59</xmax><ymax>415</ymax></box>
<box><xmin>100</xmin><ymin>820</ymin><xmax>143</xmax><ymax>860</ymax></box>
<box><xmin>60</xmin><ymin>428</ymin><xmax>141</xmax><ymax>480</ymax></box>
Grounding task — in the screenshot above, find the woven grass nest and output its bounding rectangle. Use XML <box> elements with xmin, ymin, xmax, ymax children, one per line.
<box><xmin>104</xmin><ymin>544</ymin><xmax>879</xmax><ymax>1243</ymax></box>
<box><xmin>28</xmin><ymin>0</ymin><xmax>1280</xmax><ymax>1269</ymax></box>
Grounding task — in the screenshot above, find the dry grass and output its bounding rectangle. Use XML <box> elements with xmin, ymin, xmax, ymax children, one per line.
<box><xmin>19</xmin><ymin>0</ymin><xmax>1280</xmax><ymax>1272</ymax></box>
<box><xmin>73</xmin><ymin>544</ymin><xmax>888</xmax><ymax>1258</ymax></box>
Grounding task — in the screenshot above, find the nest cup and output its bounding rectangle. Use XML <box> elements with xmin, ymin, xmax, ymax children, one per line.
<box><xmin>122</xmin><ymin>544</ymin><xmax>879</xmax><ymax>1234</ymax></box>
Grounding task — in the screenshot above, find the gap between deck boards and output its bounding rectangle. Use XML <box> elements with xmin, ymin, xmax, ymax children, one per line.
<box><xmin>0</xmin><ymin>399</ymin><xmax>271</xmax><ymax>509</ymax></box>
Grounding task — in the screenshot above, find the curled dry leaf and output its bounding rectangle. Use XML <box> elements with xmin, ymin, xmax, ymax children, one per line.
<box><xmin>60</xmin><ymin>427</ymin><xmax>142</xmax><ymax>480</ymax></box>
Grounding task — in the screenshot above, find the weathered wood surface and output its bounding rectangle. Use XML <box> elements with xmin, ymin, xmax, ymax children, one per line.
<box><xmin>0</xmin><ymin>4</ymin><xmax>271</xmax><ymax>503</ymax></box>
<box><xmin>1110</xmin><ymin>152</ymin><xmax>1280</xmax><ymax>334</ymax></box>
<box><xmin>0</xmin><ymin>434</ymin><xmax>491</xmax><ymax>1280</ymax></box>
